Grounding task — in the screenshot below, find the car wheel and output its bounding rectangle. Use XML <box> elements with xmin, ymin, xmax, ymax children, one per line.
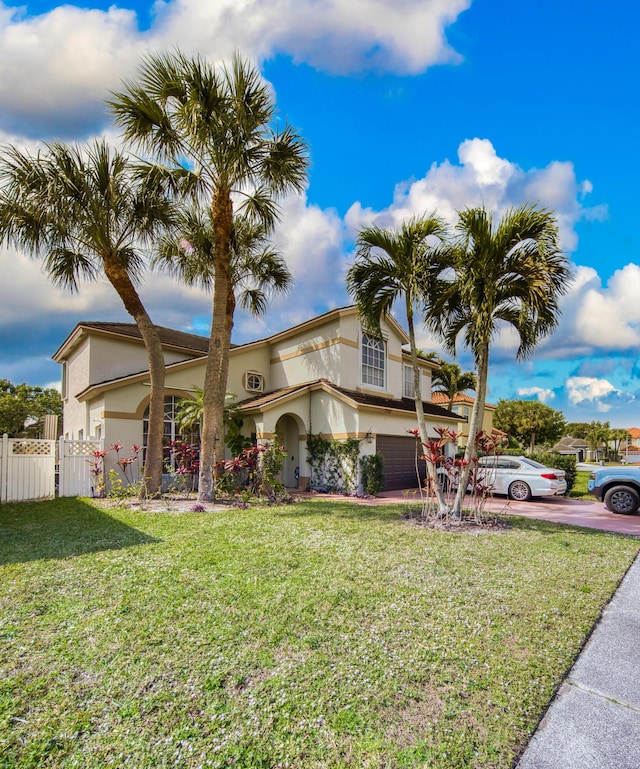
<box><xmin>508</xmin><ymin>480</ymin><xmax>532</xmax><ymax>501</ymax></box>
<box><xmin>604</xmin><ymin>485</ymin><xmax>640</xmax><ymax>515</ymax></box>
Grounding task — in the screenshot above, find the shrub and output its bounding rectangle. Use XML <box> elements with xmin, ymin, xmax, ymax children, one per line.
<box><xmin>529</xmin><ymin>450</ymin><xmax>577</xmax><ymax>494</ymax></box>
<box><xmin>360</xmin><ymin>452</ymin><xmax>384</xmax><ymax>495</ymax></box>
<box><xmin>307</xmin><ymin>435</ymin><xmax>360</xmax><ymax>493</ymax></box>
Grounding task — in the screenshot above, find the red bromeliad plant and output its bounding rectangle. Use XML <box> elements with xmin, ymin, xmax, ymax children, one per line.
<box><xmin>221</xmin><ymin>444</ymin><xmax>265</xmax><ymax>495</ymax></box>
<box><xmin>407</xmin><ymin>427</ymin><xmax>460</xmax><ymax>519</ymax></box>
<box><xmin>111</xmin><ymin>443</ymin><xmax>143</xmax><ymax>486</ymax></box>
<box><xmin>87</xmin><ymin>449</ymin><xmax>108</xmax><ymax>497</ymax></box>
<box><xmin>169</xmin><ymin>440</ymin><xmax>200</xmax><ymax>493</ymax></box>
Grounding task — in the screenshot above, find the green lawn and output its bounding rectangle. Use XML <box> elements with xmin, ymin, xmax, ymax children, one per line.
<box><xmin>569</xmin><ymin>470</ymin><xmax>592</xmax><ymax>499</ymax></box>
<box><xmin>1</xmin><ymin>498</ymin><xmax>638</xmax><ymax>769</ymax></box>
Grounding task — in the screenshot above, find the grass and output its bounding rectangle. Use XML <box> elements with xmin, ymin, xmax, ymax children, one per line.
<box><xmin>569</xmin><ymin>470</ymin><xmax>592</xmax><ymax>499</ymax></box>
<box><xmin>0</xmin><ymin>497</ymin><xmax>638</xmax><ymax>769</ymax></box>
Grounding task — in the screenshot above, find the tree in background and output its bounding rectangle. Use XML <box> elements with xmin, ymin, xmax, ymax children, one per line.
<box><xmin>0</xmin><ymin>142</ymin><xmax>175</xmax><ymax>493</ymax></box>
<box><xmin>608</xmin><ymin>427</ymin><xmax>630</xmax><ymax>458</ymax></box>
<box><xmin>110</xmin><ymin>51</ymin><xmax>308</xmax><ymax>501</ymax></box>
<box><xmin>585</xmin><ymin>421</ymin><xmax>610</xmax><ymax>460</ymax></box>
<box><xmin>431</xmin><ymin>362</ymin><xmax>477</xmax><ymax>412</ymax></box>
<box><xmin>0</xmin><ymin>380</ymin><xmax>62</xmax><ymax>437</ymax></box>
<box><xmin>564</xmin><ymin>422</ymin><xmax>590</xmax><ymax>439</ymax></box>
<box><xmin>427</xmin><ymin>204</ymin><xmax>572</xmax><ymax>516</ymax></box>
<box><xmin>346</xmin><ymin>215</ymin><xmax>450</xmax><ymax>515</ymax></box>
<box><xmin>493</xmin><ymin>399</ymin><xmax>565</xmax><ymax>452</ymax></box>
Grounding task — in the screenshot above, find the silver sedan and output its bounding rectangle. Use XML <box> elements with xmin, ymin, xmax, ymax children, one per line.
<box><xmin>475</xmin><ymin>456</ymin><xmax>567</xmax><ymax>501</ymax></box>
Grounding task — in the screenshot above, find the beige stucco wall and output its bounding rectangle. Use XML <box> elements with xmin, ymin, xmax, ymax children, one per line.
<box><xmin>62</xmin><ymin>341</ymin><xmax>91</xmax><ymax>438</ymax></box>
<box><xmin>269</xmin><ymin>317</ymin><xmax>351</xmax><ymax>389</ymax></box>
<box><xmin>227</xmin><ymin>345</ymin><xmax>272</xmax><ymax>400</ymax></box>
<box><xmin>267</xmin><ymin>310</ymin><xmax>414</xmax><ymax>398</ymax></box>
<box><xmin>87</xmin><ymin>335</ymin><xmax>193</xmax><ymax>386</ymax></box>
<box><xmin>454</xmin><ymin>404</ymin><xmax>496</xmax><ymax>447</ymax></box>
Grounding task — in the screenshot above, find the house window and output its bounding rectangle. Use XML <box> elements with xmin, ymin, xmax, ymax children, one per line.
<box><xmin>361</xmin><ymin>333</ymin><xmax>385</xmax><ymax>388</ymax></box>
<box><xmin>143</xmin><ymin>396</ymin><xmax>200</xmax><ymax>470</ymax></box>
<box><xmin>244</xmin><ymin>372</ymin><xmax>264</xmax><ymax>393</ymax></box>
<box><xmin>403</xmin><ymin>365</ymin><xmax>415</xmax><ymax>399</ymax></box>
<box><xmin>61</xmin><ymin>362</ymin><xmax>68</xmax><ymax>400</ymax></box>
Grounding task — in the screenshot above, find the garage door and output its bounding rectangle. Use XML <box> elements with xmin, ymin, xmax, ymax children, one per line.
<box><xmin>375</xmin><ymin>434</ymin><xmax>426</xmax><ymax>491</ymax></box>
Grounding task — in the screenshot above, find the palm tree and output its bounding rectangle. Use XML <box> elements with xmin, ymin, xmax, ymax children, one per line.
<box><xmin>109</xmin><ymin>50</ymin><xmax>308</xmax><ymax>501</ymax></box>
<box><xmin>0</xmin><ymin>140</ymin><xmax>175</xmax><ymax>495</ymax></box>
<box><xmin>585</xmin><ymin>421</ymin><xmax>610</xmax><ymax>461</ymax></box>
<box><xmin>158</xmin><ymin>208</ymin><xmax>292</xmax><ymax>471</ymax></box>
<box><xmin>346</xmin><ymin>215</ymin><xmax>450</xmax><ymax>514</ymax></box>
<box><xmin>154</xmin><ymin>209</ymin><xmax>292</xmax><ymax>319</ymax></box>
<box><xmin>427</xmin><ymin>204</ymin><xmax>572</xmax><ymax>515</ymax></box>
<box><xmin>431</xmin><ymin>362</ymin><xmax>477</xmax><ymax>412</ymax></box>
<box><xmin>609</xmin><ymin>427</ymin><xmax>630</xmax><ymax>459</ymax></box>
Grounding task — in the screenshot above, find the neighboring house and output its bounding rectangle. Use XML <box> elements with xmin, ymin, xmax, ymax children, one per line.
<box><xmin>626</xmin><ymin>428</ymin><xmax>640</xmax><ymax>448</ymax></box>
<box><xmin>430</xmin><ymin>392</ymin><xmax>504</xmax><ymax>448</ymax></box>
<box><xmin>53</xmin><ymin>306</ymin><xmax>458</xmax><ymax>491</ymax></box>
<box><xmin>621</xmin><ymin>428</ymin><xmax>640</xmax><ymax>462</ymax></box>
<box><xmin>552</xmin><ymin>436</ymin><xmax>589</xmax><ymax>462</ymax></box>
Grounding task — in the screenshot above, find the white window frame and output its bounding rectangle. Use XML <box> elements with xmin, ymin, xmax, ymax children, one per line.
<box><xmin>361</xmin><ymin>332</ymin><xmax>386</xmax><ymax>389</ymax></box>
<box><xmin>244</xmin><ymin>372</ymin><xmax>264</xmax><ymax>393</ymax></box>
<box><xmin>61</xmin><ymin>362</ymin><xmax>68</xmax><ymax>400</ymax></box>
<box><xmin>403</xmin><ymin>365</ymin><xmax>415</xmax><ymax>399</ymax></box>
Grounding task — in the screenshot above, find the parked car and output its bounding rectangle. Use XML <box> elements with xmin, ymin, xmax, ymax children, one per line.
<box><xmin>587</xmin><ymin>466</ymin><xmax>640</xmax><ymax>514</ymax></box>
<box><xmin>440</xmin><ymin>456</ymin><xmax>567</xmax><ymax>501</ymax></box>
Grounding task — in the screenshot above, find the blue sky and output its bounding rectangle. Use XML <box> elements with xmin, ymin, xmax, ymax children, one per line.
<box><xmin>0</xmin><ymin>0</ymin><xmax>639</xmax><ymax>426</ymax></box>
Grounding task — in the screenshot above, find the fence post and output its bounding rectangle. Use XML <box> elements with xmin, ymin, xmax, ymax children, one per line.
<box><xmin>0</xmin><ymin>434</ymin><xmax>8</xmax><ymax>503</ymax></box>
<box><xmin>58</xmin><ymin>436</ymin><xmax>64</xmax><ymax>498</ymax></box>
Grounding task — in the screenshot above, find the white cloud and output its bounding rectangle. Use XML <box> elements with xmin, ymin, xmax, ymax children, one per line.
<box><xmin>517</xmin><ymin>386</ymin><xmax>555</xmax><ymax>403</ymax></box>
<box><xmin>345</xmin><ymin>138</ymin><xmax>600</xmax><ymax>253</ymax></box>
<box><xmin>545</xmin><ymin>263</ymin><xmax>640</xmax><ymax>357</ymax></box>
<box><xmin>565</xmin><ymin>376</ymin><xmax>632</xmax><ymax>413</ymax></box>
<box><xmin>0</xmin><ymin>4</ymin><xmax>144</xmax><ymax>137</ymax></box>
<box><xmin>258</xmin><ymin>191</ymin><xmax>348</xmax><ymax>335</ymax></box>
<box><xmin>0</xmin><ymin>242</ymin><xmax>213</xmax><ymax>346</ymax></box>
<box><xmin>0</xmin><ymin>0</ymin><xmax>469</xmax><ymax>138</ymax></box>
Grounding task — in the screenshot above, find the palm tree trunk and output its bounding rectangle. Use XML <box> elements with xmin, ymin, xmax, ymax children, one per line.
<box><xmin>406</xmin><ymin>300</ymin><xmax>448</xmax><ymax>515</ymax></box>
<box><xmin>103</xmin><ymin>258</ymin><xmax>165</xmax><ymax>496</ymax></box>
<box><xmin>199</xmin><ymin>188</ymin><xmax>234</xmax><ymax>502</ymax></box>
<box><xmin>451</xmin><ymin>342</ymin><xmax>489</xmax><ymax>517</ymax></box>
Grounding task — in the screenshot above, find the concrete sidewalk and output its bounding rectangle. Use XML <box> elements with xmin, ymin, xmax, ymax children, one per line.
<box><xmin>517</xmin><ymin>552</ymin><xmax>640</xmax><ymax>769</ymax></box>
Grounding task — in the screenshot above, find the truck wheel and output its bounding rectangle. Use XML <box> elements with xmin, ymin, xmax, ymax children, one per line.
<box><xmin>604</xmin><ymin>485</ymin><xmax>640</xmax><ymax>515</ymax></box>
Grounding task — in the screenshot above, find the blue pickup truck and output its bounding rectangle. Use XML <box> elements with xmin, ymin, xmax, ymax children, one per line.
<box><xmin>588</xmin><ymin>466</ymin><xmax>640</xmax><ymax>514</ymax></box>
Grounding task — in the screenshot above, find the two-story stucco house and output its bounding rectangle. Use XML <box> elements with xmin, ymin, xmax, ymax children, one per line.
<box><xmin>53</xmin><ymin>305</ymin><xmax>458</xmax><ymax>490</ymax></box>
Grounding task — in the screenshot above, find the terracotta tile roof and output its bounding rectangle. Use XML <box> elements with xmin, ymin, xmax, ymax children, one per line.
<box><xmin>626</xmin><ymin>427</ymin><xmax>640</xmax><ymax>438</ymax></box>
<box><xmin>431</xmin><ymin>391</ymin><xmax>495</xmax><ymax>409</ymax></box>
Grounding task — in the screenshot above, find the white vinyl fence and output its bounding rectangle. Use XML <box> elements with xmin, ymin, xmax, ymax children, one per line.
<box><xmin>0</xmin><ymin>435</ymin><xmax>105</xmax><ymax>503</ymax></box>
<box><xmin>0</xmin><ymin>434</ymin><xmax>56</xmax><ymax>503</ymax></box>
<box><xmin>58</xmin><ymin>438</ymin><xmax>104</xmax><ymax>498</ymax></box>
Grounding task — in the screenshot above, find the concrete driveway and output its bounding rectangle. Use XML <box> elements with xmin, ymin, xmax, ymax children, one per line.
<box><xmin>481</xmin><ymin>494</ymin><xmax>640</xmax><ymax>536</ymax></box>
<box><xmin>367</xmin><ymin>489</ymin><xmax>640</xmax><ymax>536</ymax></box>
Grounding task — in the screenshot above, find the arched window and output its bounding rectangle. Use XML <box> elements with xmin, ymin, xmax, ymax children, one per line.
<box><xmin>361</xmin><ymin>333</ymin><xmax>385</xmax><ymax>388</ymax></box>
<box><xmin>143</xmin><ymin>396</ymin><xmax>200</xmax><ymax>469</ymax></box>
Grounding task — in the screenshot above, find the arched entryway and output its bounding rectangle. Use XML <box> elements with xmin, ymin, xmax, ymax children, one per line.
<box><xmin>274</xmin><ymin>414</ymin><xmax>303</xmax><ymax>489</ymax></box>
